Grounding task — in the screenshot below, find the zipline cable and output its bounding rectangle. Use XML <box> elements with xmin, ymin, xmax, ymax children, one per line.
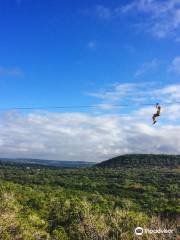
<box><xmin>0</xmin><ymin>101</ymin><xmax>180</xmax><ymax>111</ymax></box>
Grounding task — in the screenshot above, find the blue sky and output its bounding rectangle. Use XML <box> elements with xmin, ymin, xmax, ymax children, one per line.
<box><xmin>0</xmin><ymin>0</ymin><xmax>180</xmax><ymax>161</ymax></box>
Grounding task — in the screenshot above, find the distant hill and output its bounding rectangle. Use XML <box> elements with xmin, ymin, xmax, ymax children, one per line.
<box><xmin>96</xmin><ymin>154</ymin><xmax>180</xmax><ymax>168</ymax></box>
<box><xmin>0</xmin><ymin>158</ymin><xmax>95</xmax><ymax>168</ymax></box>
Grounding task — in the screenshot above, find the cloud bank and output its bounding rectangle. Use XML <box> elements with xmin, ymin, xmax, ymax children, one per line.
<box><xmin>0</xmin><ymin>82</ymin><xmax>180</xmax><ymax>162</ymax></box>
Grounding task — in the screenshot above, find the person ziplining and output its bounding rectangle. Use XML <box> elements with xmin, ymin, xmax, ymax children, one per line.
<box><xmin>152</xmin><ymin>103</ymin><xmax>161</xmax><ymax>125</ymax></box>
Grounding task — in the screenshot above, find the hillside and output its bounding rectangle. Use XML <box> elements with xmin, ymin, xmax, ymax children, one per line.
<box><xmin>0</xmin><ymin>158</ymin><xmax>94</xmax><ymax>168</ymax></box>
<box><xmin>96</xmin><ymin>154</ymin><xmax>180</xmax><ymax>168</ymax></box>
<box><xmin>0</xmin><ymin>155</ymin><xmax>179</xmax><ymax>239</ymax></box>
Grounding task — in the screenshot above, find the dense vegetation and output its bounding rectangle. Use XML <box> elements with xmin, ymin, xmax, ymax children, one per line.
<box><xmin>0</xmin><ymin>154</ymin><xmax>179</xmax><ymax>239</ymax></box>
<box><xmin>96</xmin><ymin>154</ymin><xmax>180</xmax><ymax>168</ymax></box>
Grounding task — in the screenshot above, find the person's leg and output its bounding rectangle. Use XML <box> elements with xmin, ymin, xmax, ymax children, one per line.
<box><xmin>152</xmin><ymin>114</ymin><xmax>157</xmax><ymax>124</ymax></box>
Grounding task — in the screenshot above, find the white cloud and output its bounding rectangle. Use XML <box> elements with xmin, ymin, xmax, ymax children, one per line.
<box><xmin>89</xmin><ymin>82</ymin><xmax>180</xmax><ymax>105</ymax></box>
<box><xmin>88</xmin><ymin>41</ymin><xmax>97</xmax><ymax>49</ymax></box>
<box><xmin>16</xmin><ymin>0</ymin><xmax>23</xmax><ymax>5</ymax></box>
<box><xmin>89</xmin><ymin>82</ymin><xmax>155</xmax><ymax>104</ymax></box>
<box><xmin>0</xmin><ymin>66</ymin><xmax>24</xmax><ymax>77</ymax></box>
<box><xmin>91</xmin><ymin>1</ymin><xmax>180</xmax><ymax>39</ymax></box>
<box><xmin>122</xmin><ymin>0</ymin><xmax>180</xmax><ymax>39</ymax></box>
<box><xmin>135</xmin><ymin>59</ymin><xmax>160</xmax><ymax>77</ymax></box>
<box><xmin>0</xmin><ymin>109</ymin><xmax>180</xmax><ymax>162</ymax></box>
<box><xmin>89</xmin><ymin>83</ymin><xmax>139</xmax><ymax>101</ymax></box>
<box><xmin>169</xmin><ymin>56</ymin><xmax>180</xmax><ymax>74</ymax></box>
<box><xmin>175</xmin><ymin>36</ymin><xmax>180</xmax><ymax>41</ymax></box>
<box><xmin>95</xmin><ymin>5</ymin><xmax>112</xmax><ymax>19</ymax></box>
<box><xmin>154</xmin><ymin>84</ymin><xmax>180</xmax><ymax>102</ymax></box>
